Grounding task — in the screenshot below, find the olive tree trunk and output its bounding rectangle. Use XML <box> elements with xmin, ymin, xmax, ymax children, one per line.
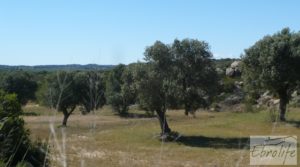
<box><xmin>279</xmin><ymin>98</ymin><xmax>288</xmax><ymax>121</ymax></box>
<box><xmin>62</xmin><ymin>111</ymin><xmax>70</xmax><ymax>126</ymax></box>
<box><xmin>279</xmin><ymin>90</ymin><xmax>288</xmax><ymax>121</ymax></box>
<box><xmin>155</xmin><ymin>109</ymin><xmax>171</xmax><ymax>135</ymax></box>
<box><xmin>62</xmin><ymin>106</ymin><xmax>76</xmax><ymax>126</ymax></box>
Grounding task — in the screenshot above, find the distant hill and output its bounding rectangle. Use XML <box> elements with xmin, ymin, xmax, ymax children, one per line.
<box><xmin>0</xmin><ymin>59</ymin><xmax>239</xmax><ymax>72</ymax></box>
<box><xmin>0</xmin><ymin>64</ymin><xmax>116</xmax><ymax>72</ymax></box>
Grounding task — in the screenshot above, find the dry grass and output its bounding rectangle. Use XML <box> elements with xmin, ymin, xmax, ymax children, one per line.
<box><xmin>22</xmin><ymin>105</ymin><xmax>300</xmax><ymax>167</ymax></box>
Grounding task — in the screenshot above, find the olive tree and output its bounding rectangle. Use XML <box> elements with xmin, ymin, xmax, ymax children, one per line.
<box><xmin>74</xmin><ymin>71</ymin><xmax>105</xmax><ymax>114</ymax></box>
<box><xmin>106</xmin><ymin>64</ymin><xmax>136</xmax><ymax>116</ymax></box>
<box><xmin>242</xmin><ymin>28</ymin><xmax>300</xmax><ymax>121</ymax></box>
<box><xmin>171</xmin><ymin>39</ymin><xmax>218</xmax><ymax>116</ymax></box>
<box><xmin>44</xmin><ymin>71</ymin><xmax>79</xmax><ymax>126</ymax></box>
<box><xmin>137</xmin><ymin>39</ymin><xmax>219</xmax><ymax>137</ymax></box>
<box><xmin>134</xmin><ymin>63</ymin><xmax>172</xmax><ymax>135</ymax></box>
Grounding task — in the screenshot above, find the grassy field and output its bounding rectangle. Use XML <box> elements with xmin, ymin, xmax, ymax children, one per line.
<box><xmin>22</xmin><ymin>105</ymin><xmax>300</xmax><ymax>167</ymax></box>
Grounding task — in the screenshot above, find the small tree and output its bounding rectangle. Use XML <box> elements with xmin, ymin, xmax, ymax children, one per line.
<box><xmin>134</xmin><ymin>64</ymin><xmax>171</xmax><ymax>134</ymax></box>
<box><xmin>44</xmin><ymin>71</ymin><xmax>78</xmax><ymax>126</ymax></box>
<box><xmin>137</xmin><ymin>39</ymin><xmax>219</xmax><ymax>137</ymax></box>
<box><xmin>171</xmin><ymin>39</ymin><xmax>218</xmax><ymax>116</ymax></box>
<box><xmin>106</xmin><ymin>64</ymin><xmax>136</xmax><ymax>116</ymax></box>
<box><xmin>137</xmin><ymin>41</ymin><xmax>173</xmax><ymax>135</ymax></box>
<box><xmin>74</xmin><ymin>71</ymin><xmax>105</xmax><ymax>114</ymax></box>
<box><xmin>242</xmin><ymin>28</ymin><xmax>300</xmax><ymax>121</ymax></box>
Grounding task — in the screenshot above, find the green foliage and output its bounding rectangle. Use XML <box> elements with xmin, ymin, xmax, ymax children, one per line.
<box><xmin>266</xmin><ymin>107</ymin><xmax>279</xmax><ymax>122</ymax></box>
<box><xmin>39</xmin><ymin>71</ymin><xmax>79</xmax><ymax>126</ymax></box>
<box><xmin>74</xmin><ymin>71</ymin><xmax>106</xmax><ymax>113</ymax></box>
<box><xmin>221</xmin><ymin>76</ymin><xmax>238</xmax><ymax>93</ymax></box>
<box><xmin>243</xmin><ymin>101</ymin><xmax>254</xmax><ymax>113</ymax></box>
<box><xmin>0</xmin><ymin>90</ymin><xmax>48</xmax><ymax>166</ymax></box>
<box><xmin>46</xmin><ymin>71</ymin><xmax>78</xmax><ymax>111</ymax></box>
<box><xmin>107</xmin><ymin>93</ymin><xmax>127</xmax><ymax>115</ymax></box>
<box><xmin>0</xmin><ymin>160</ymin><xmax>5</xmax><ymax>166</ymax></box>
<box><xmin>106</xmin><ymin>64</ymin><xmax>136</xmax><ymax>116</ymax></box>
<box><xmin>35</xmin><ymin>78</ymin><xmax>50</xmax><ymax>107</ymax></box>
<box><xmin>134</xmin><ymin>63</ymin><xmax>166</xmax><ymax>112</ymax></box>
<box><xmin>243</xmin><ymin>28</ymin><xmax>300</xmax><ymax>96</ymax></box>
<box><xmin>171</xmin><ymin>39</ymin><xmax>219</xmax><ymax>113</ymax></box>
<box><xmin>35</xmin><ymin>71</ymin><xmax>51</xmax><ymax>105</ymax></box>
<box><xmin>136</xmin><ymin>39</ymin><xmax>218</xmax><ymax>134</ymax></box>
<box><xmin>135</xmin><ymin>39</ymin><xmax>219</xmax><ymax>115</ymax></box>
<box><xmin>0</xmin><ymin>71</ymin><xmax>38</xmax><ymax>105</ymax></box>
<box><xmin>141</xmin><ymin>41</ymin><xmax>175</xmax><ymax>115</ymax></box>
<box><xmin>242</xmin><ymin>28</ymin><xmax>300</xmax><ymax>120</ymax></box>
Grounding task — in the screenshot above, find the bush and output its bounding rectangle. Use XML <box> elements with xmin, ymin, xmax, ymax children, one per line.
<box><xmin>0</xmin><ymin>71</ymin><xmax>38</xmax><ymax>105</ymax></box>
<box><xmin>222</xmin><ymin>77</ymin><xmax>237</xmax><ymax>93</ymax></box>
<box><xmin>108</xmin><ymin>93</ymin><xmax>128</xmax><ymax>116</ymax></box>
<box><xmin>244</xmin><ymin>102</ymin><xmax>254</xmax><ymax>113</ymax></box>
<box><xmin>0</xmin><ymin>90</ymin><xmax>48</xmax><ymax>166</ymax></box>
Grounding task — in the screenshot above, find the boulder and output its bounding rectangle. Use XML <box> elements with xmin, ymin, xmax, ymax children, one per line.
<box><xmin>225</xmin><ymin>68</ymin><xmax>235</xmax><ymax>77</ymax></box>
<box><xmin>292</xmin><ymin>90</ymin><xmax>298</xmax><ymax>98</ymax></box>
<box><xmin>210</xmin><ymin>103</ymin><xmax>221</xmax><ymax>112</ymax></box>
<box><xmin>290</xmin><ymin>91</ymin><xmax>300</xmax><ymax>107</ymax></box>
<box><xmin>257</xmin><ymin>93</ymin><xmax>272</xmax><ymax>106</ymax></box>
<box><xmin>224</xmin><ymin>95</ymin><xmax>243</xmax><ymax>105</ymax></box>
<box><xmin>230</xmin><ymin>61</ymin><xmax>241</xmax><ymax>68</ymax></box>
<box><xmin>256</xmin><ymin>91</ymin><xmax>281</xmax><ymax>108</ymax></box>
<box><xmin>225</xmin><ymin>61</ymin><xmax>242</xmax><ymax>77</ymax></box>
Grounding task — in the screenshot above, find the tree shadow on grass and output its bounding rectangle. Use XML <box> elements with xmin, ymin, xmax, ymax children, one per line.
<box><xmin>177</xmin><ymin>135</ymin><xmax>250</xmax><ymax>149</ymax></box>
<box><xmin>286</xmin><ymin>120</ymin><xmax>300</xmax><ymax>128</ymax></box>
<box><xmin>116</xmin><ymin>112</ymin><xmax>156</xmax><ymax>119</ymax></box>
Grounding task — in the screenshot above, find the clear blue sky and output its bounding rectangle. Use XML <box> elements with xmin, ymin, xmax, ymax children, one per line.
<box><xmin>1</xmin><ymin>0</ymin><xmax>300</xmax><ymax>65</ymax></box>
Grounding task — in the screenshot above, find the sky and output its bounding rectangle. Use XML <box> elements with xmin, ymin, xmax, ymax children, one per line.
<box><xmin>0</xmin><ymin>0</ymin><xmax>300</xmax><ymax>65</ymax></box>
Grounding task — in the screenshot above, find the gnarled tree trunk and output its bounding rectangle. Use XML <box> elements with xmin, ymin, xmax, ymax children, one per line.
<box><xmin>278</xmin><ymin>90</ymin><xmax>288</xmax><ymax>121</ymax></box>
<box><xmin>62</xmin><ymin>106</ymin><xmax>76</xmax><ymax>126</ymax></box>
<box><xmin>279</xmin><ymin>98</ymin><xmax>288</xmax><ymax>121</ymax></box>
<box><xmin>155</xmin><ymin>109</ymin><xmax>171</xmax><ymax>135</ymax></box>
<box><xmin>62</xmin><ymin>111</ymin><xmax>70</xmax><ymax>126</ymax></box>
<box><xmin>184</xmin><ymin>102</ymin><xmax>190</xmax><ymax>116</ymax></box>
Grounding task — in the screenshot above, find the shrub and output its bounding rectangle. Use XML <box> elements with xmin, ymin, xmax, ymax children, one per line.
<box><xmin>0</xmin><ymin>90</ymin><xmax>48</xmax><ymax>166</ymax></box>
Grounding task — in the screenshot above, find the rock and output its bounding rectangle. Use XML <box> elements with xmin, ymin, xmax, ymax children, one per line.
<box><xmin>290</xmin><ymin>91</ymin><xmax>300</xmax><ymax>107</ymax></box>
<box><xmin>230</xmin><ymin>61</ymin><xmax>241</xmax><ymax>68</ymax></box>
<box><xmin>257</xmin><ymin>91</ymin><xmax>281</xmax><ymax>108</ymax></box>
<box><xmin>224</xmin><ymin>95</ymin><xmax>243</xmax><ymax>105</ymax></box>
<box><xmin>225</xmin><ymin>61</ymin><xmax>242</xmax><ymax>77</ymax></box>
<box><xmin>262</xmin><ymin>91</ymin><xmax>270</xmax><ymax>97</ymax></box>
<box><xmin>257</xmin><ymin>91</ymin><xmax>272</xmax><ymax>106</ymax></box>
<box><xmin>257</xmin><ymin>95</ymin><xmax>272</xmax><ymax>106</ymax></box>
<box><xmin>267</xmin><ymin>99</ymin><xmax>280</xmax><ymax>108</ymax></box>
<box><xmin>226</xmin><ymin>67</ymin><xmax>235</xmax><ymax>77</ymax></box>
<box><xmin>292</xmin><ymin>91</ymin><xmax>298</xmax><ymax>98</ymax></box>
<box><xmin>210</xmin><ymin>103</ymin><xmax>221</xmax><ymax>112</ymax></box>
<box><xmin>218</xmin><ymin>92</ymin><xmax>226</xmax><ymax>97</ymax></box>
<box><xmin>272</xmin><ymin>99</ymin><xmax>280</xmax><ymax>105</ymax></box>
<box><xmin>234</xmin><ymin>81</ymin><xmax>244</xmax><ymax>89</ymax></box>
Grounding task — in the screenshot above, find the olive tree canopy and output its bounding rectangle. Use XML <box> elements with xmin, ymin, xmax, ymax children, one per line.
<box><xmin>242</xmin><ymin>28</ymin><xmax>300</xmax><ymax>121</ymax></box>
